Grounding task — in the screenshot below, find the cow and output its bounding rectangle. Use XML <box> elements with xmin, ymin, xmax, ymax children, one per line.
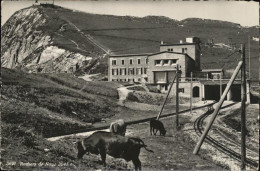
<box><xmin>77</xmin><ymin>131</ymin><xmax>153</xmax><ymax>170</ymax></box>
<box><xmin>109</xmin><ymin>119</ymin><xmax>127</xmax><ymax>136</ymax></box>
<box><xmin>150</xmin><ymin>118</ymin><xmax>166</xmax><ymax>136</ymax></box>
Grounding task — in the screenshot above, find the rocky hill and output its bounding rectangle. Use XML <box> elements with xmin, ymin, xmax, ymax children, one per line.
<box><xmin>1</xmin><ymin>4</ymin><xmax>259</xmax><ymax>80</ymax></box>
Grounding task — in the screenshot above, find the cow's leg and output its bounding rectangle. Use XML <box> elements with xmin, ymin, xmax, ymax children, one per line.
<box><xmin>99</xmin><ymin>148</ymin><xmax>106</xmax><ymax>167</ymax></box>
<box><xmin>114</xmin><ymin>124</ymin><xmax>118</xmax><ymax>134</ymax></box>
<box><xmin>132</xmin><ymin>158</ymin><xmax>141</xmax><ymax>170</ymax></box>
<box><xmin>154</xmin><ymin>129</ymin><xmax>158</xmax><ymax>135</ymax></box>
<box><xmin>152</xmin><ymin>128</ymin><xmax>156</xmax><ymax>135</ymax></box>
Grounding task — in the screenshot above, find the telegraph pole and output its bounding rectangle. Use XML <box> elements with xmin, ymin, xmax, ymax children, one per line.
<box><xmin>241</xmin><ymin>44</ymin><xmax>246</xmax><ymax>170</ymax></box>
<box><xmin>220</xmin><ymin>72</ymin><xmax>222</xmax><ymax>98</ymax></box>
<box><xmin>190</xmin><ymin>72</ymin><xmax>193</xmax><ymax>114</ymax></box>
<box><xmin>248</xmin><ymin>35</ymin><xmax>251</xmax><ymax>80</ymax></box>
<box><xmin>176</xmin><ymin>64</ymin><xmax>179</xmax><ymax>129</ymax></box>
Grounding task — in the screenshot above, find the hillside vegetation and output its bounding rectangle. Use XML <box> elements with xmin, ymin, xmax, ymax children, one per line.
<box><xmin>2</xmin><ymin>68</ymin><xmax>121</xmax><ymax>137</ymax></box>
<box><xmin>1</xmin><ymin>68</ymin><xmax>126</xmax><ymax>168</ymax></box>
<box><xmin>1</xmin><ymin>4</ymin><xmax>259</xmax><ymax>80</ymax></box>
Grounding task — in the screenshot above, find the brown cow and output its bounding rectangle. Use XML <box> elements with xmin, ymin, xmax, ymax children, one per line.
<box><xmin>109</xmin><ymin>119</ymin><xmax>127</xmax><ymax>136</ymax></box>
<box><xmin>77</xmin><ymin>131</ymin><xmax>153</xmax><ymax>170</ymax></box>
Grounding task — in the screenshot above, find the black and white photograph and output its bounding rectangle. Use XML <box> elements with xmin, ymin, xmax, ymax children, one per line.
<box><xmin>1</xmin><ymin>0</ymin><xmax>259</xmax><ymax>170</ymax></box>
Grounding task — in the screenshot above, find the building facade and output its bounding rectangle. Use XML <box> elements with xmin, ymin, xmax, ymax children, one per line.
<box><xmin>107</xmin><ymin>37</ymin><xmax>250</xmax><ymax>102</ymax></box>
<box><xmin>160</xmin><ymin>38</ymin><xmax>201</xmax><ymax>70</ymax></box>
<box><xmin>108</xmin><ymin>53</ymin><xmax>151</xmax><ymax>82</ymax></box>
<box><xmin>147</xmin><ymin>51</ymin><xmax>195</xmax><ymax>91</ymax></box>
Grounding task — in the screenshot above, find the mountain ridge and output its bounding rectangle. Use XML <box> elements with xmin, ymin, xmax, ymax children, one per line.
<box><xmin>1</xmin><ymin>4</ymin><xmax>259</xmax><ymax>80</ymax></box>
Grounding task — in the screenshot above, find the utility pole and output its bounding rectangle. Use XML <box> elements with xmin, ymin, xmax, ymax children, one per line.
<box><xmin>241</xmin><ymin>44</ymin><xmax>246</xmax><ymax>170</ymax></box>
<box><xmin>220</xmin><ymin>72</ymin><xmax>222</xmax><ymax>99</ymax></box>
<box><xmin>176</xmin><ymin>64</ymin><xmax>179</xmax><ymax>130</ymax></box>
<box><xmin>190</xmin><ymin>72</ymin><xmax>193</xmax><ymax>114</ymax></box>
<box><xmin>156</xmin><ymin>74</ymin><xmax>177</xmax><ymax>120</ymax></box>
<box><xmin>248</xmin><ymin>35</ymin><xmax>251</xmax><ymax>80</ymax></box>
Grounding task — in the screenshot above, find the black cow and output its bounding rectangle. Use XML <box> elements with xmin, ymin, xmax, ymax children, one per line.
<box><xmin>77</xmin><ymin>131</ymin><xmax>153</xmax><ymax>170</ymax></box>
<box><xmin>150</xmin><ymin>118</ymin><xmax>166</xmax><ymax>136</ymax></box>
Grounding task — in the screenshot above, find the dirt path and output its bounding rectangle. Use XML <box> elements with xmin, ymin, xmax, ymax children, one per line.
<box><xmin>64</xmin><ymin>19</ymin><xmax>110</xmax><ymax>54</ymax></box>
<box><xmin>78</xmin><ymin>74</ymin><xmax>100</xmax><ymax>81</ymax></box>
<box><xmin>54</xmin><ymin>107</ymin><xmax>222</xmax><ymax>170</ymax></box>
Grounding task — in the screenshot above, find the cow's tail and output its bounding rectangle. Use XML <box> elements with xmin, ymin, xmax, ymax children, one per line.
<box><xmin>129</xmin><ymin>138</ymin><xmax>154</xmax><ymax>153</ymax></box>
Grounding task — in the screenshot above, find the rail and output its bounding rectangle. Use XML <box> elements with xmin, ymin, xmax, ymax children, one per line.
<box><xmin>193</xmin><ymin>103</ymin><xmax>258</xmax><ymax>168</ymax></box>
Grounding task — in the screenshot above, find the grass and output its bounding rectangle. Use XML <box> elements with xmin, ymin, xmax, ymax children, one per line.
<box><xmin>2</xmin><ymin>68</ymin><xmax>121</xmax><ymax>137</ymax></box>
<box><xmin>1</xmin><ymin>67</ymin><xmax>125</xmax><ymax>169</ymax></box>
<box><xmin>222</xmin><ymin>104</ymin><xmax>259</xmax><ymax>141</ymax></box>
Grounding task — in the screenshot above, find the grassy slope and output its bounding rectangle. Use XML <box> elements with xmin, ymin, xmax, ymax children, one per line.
<box><xmin>222</xmin><ymin>104</ymin><xmax>259</xmax><ymax>141</ymax></box>
<box><xmin>1</xmin><ymin>68</ymin><xmax>123</xmax><ymax>168</ymax></box>
<box><xmin>2</xmin><ymin>68</ymin><xmax>121</xmax><ymax>137</ymax></box>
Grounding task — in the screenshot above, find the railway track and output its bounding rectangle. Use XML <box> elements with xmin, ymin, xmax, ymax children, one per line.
<box><xmin>193</xmin><ymin>103</ymin><xmax>259</xmax><ymax>169</ymax></box>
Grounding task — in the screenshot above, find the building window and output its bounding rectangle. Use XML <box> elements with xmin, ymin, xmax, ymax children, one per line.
<box><xmin>112</xmin><ymin>60</ymin><xmax>117</xmax><ymax>65</ymax></box>
<box><xmin>165</xmin><ymin>85</ymin><xmax>168</xmax><ymax>91</ymax></box>
<box><xmin>137</xmin><ymin>68</ymin><xmax>142</xmax><ymax>75</ymax></box>
<box><xmin>155</xmin><ymin>72</ymin><xmax>167</xmax><ymax>84</ymax></box>
<box><xmin>171</xmin><ymin>48</ymin><xmax>173</xmax><ymax>52</ymax></box>
<box><xmin>129</xmin><ymin>68</ymin><xmax>134</xmax><ymax>75</ymax></box>
<box><xmin>144</xmin><ymin>68</ymin><xmax>147</xmax><ymax>74</ymax></box>
<box><xmin>171</xmin><ymin>59</ymin><xmax>177</xmax><ymax>64</ymax></box>
<box><xmin>182</xmin><ymin>48</ymin><xmax>187</xmax><ymax>53</ymax></box>
<box><xmin>122</xmin><ymin>60</ymin><xmax>125</xmax><ymax>65</ymax></box>
<box><xmin>155</xmin><ymin>60</ymin><xmax>161</xmax><ymax>66</ymax></box>
<box><xmin>163</xmin><ymin>60</ymin><xmax>169</xmax><ymax>65</ymax></box>
<box><xmin>138</xmin><ymin>59</ymin><xmax>141</xmax><ymax>64</ymax></box>
<box><xmin>120</xmin><ymin>68</ymin><xmax>126</xmax><ymax>75</ymax></box>
<box><xmin>193</xmin><ymin>86</ymin><xmax>200</xmax><ymax>97</ymax></box>
<box><xmin>130</xmin><ymin>59</ymin><xmax>133</xmax><ymax>65</ymax></box>
<box><xmin>145</xmin><ymin>58</ymin><xmax>148</xmax><ymax>64</ymax></box>
<box><xmin>112</xmin><ymin>69</ymin><xmax>118</xmax><ymax>75</ymax></box>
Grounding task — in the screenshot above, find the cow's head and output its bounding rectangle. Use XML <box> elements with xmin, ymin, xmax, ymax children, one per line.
<box><xmin>161</xmin><ymin>129</ymin><xmax>166</xmax><ymax>136</ymax></box>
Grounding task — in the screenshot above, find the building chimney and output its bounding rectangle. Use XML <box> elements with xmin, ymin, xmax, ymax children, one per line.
<box><xmin>180</xmin><ymin>40</ymin><xmax>183</xmax><ymax>44</ymax></box>
<box><xmin>186</xmin><ymin>37</ymin><xmax>193</xmax><ymax>43</ymax></box>
<box><xmin>161</xmin><ymin>41</ymin><xmax>164</xmax><ymax>45</ymax></box>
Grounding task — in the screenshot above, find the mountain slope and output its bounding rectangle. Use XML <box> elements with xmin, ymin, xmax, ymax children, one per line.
<box><xmin>1</xmin><ymin>4</ymin><xmax>259</xmax><ymax>80</ymax></box>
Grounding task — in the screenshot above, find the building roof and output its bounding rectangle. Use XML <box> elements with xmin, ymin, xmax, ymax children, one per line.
<box><xmin>147</xmin><ymin>51</ymin><xmax>184</xmax><ymax>56</ymax></box>
<box><xmin>201</xmin><ymin>69</ymin><xmax>223</xmax><ymax>72</ymax></box>
<box><xmin>200</xmin><ymin>79</ymin><xmax>241</xmax><ymax>85</ymax></box>
<box><xmin>109</xmin><ymin>53</ymin><xmax>152</xmax><ymax>58</ymax></box>
<box><xmin>148</xmin><ymin>51</ymin><xmax>195</xmax><ymax>61</ymax></box>
<box><xmin>160</xmin><ymin>43</ymin><xmax>197</xmax><ymax>46</ymax></box>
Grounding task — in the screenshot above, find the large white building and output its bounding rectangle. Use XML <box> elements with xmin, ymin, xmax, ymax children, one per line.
<box><xmin>108</xmin><ymin>37</ymin><xmax>250</xmax><ymax>102</ymax></box>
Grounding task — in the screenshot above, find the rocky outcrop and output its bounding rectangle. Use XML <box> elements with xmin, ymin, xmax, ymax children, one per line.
<box><xmin>1</xmin><ymin>6</ymin><xmax>94</xmax><ymax>73</ymax></box>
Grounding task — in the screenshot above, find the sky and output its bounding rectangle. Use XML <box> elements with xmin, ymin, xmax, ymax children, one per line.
<box><xmin>1</xmin><ymin>0</ymin><xmax>259</xmax><ymax>27</ymax></box>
